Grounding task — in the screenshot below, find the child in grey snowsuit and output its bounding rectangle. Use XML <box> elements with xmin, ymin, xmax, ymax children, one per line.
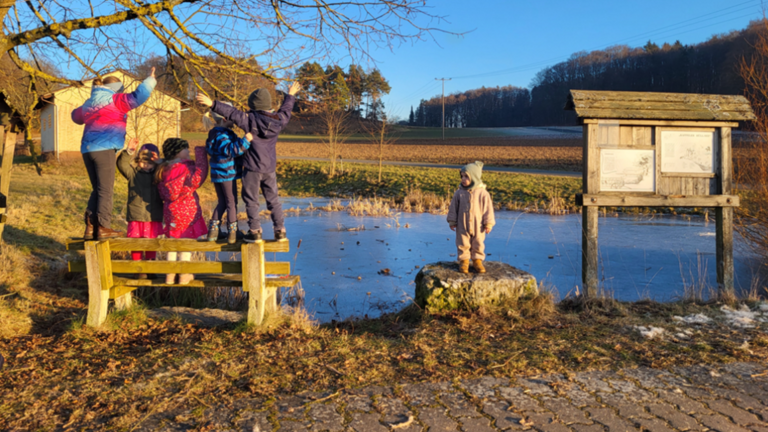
<box><xmin>447</xmin><ymin>161</ymin><xmax>495</xmax><ymax>274</ymax></box>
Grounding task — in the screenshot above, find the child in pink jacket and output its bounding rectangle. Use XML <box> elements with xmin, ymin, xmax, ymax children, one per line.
<box><xmin>447</xmin><ymin>161</ymin><xmax>495</xmax><ymax>274</ymax></box>
<box><xmin>155</xmin><ymin>138</ymin><xmax>208</xmax><ymax>285</ymax></box>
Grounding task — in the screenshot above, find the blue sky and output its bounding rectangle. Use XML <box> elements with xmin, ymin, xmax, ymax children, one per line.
<box><xmin>376</xmin><ymin>0</ymin><xmax>764</xmax><ymax>121</ymax></box>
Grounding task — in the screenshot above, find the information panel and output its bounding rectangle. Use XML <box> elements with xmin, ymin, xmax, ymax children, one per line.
<box><xmin>600</xmin><ymin>149</ymin><xmax>655</xmax><ymax>192</ymax></box>
<box><xmin>661</xmin><ymin>131</ymin><xmax>715</xmax><ymax>174</ymax></box>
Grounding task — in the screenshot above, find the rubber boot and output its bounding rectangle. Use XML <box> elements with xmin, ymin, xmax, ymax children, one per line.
<box><xmin>227</xmin><ymin>222</ymin><xmax>238</xmax><ymax>245</ymax></box>
<box><xmin>83</xmin><ymin>211</ymin><xmax>94</xmax><ymax>240</ymax></box>
<box><xmin>459</xmin><ymin>260</ymin><xmax>470</xmax><ymax>274</ymax></box>
<box><xmin>206</xmin><ymin>220</ymin><xmax>220</xmax><ymax>242</ymax></box>
<box><xmin>473</xmin><ymin>259</ymin><xmax>486</xmax><ymax>274</ymax></box>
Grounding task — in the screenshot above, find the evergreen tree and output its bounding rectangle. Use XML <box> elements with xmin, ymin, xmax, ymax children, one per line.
<box><xmin>408</xmin><ymin>106</ymin><xmax>415</xmax><ymax>125</ymax></box>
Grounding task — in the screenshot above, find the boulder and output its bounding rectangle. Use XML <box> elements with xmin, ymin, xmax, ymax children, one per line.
<box><xmin>414</xmin><ymin>261</ymin><xmax>537</xmax><ymax>313</ymax></box>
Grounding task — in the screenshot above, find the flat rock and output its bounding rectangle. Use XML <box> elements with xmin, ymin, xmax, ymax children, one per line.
<box><xmin>414</xmin><ymin>261</ymin><xmax>537</xmax><ymax>313</ymax></box>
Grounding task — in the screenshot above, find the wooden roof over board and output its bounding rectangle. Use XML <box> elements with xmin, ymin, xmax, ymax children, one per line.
<box><xmin>564</xmin><ymin>90</ymin><xmax>756</xmax><ymax>122</ymax></box>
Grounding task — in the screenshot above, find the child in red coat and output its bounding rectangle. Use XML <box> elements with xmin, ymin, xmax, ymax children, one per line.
<box><xmin>155</xmin><ymin>138</ymin><xmax>208</xmax><ymax>284</ymax></box>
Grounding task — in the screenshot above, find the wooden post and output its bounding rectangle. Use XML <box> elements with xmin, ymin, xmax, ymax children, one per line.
<box><xmin>85</xmin><ymin>241</ymin><xmax>113</xmax><ymax>327</ymax></box>
<box><xmin>716</xmin><ymin>127</ymin><xmax>734</xmax><ymax>297</ymax></box>
<box><xmin>581</xmin><ymin>124</ymin><xmax>599</xmax><ymax>297</ymax></box>
<box><xmin>114</xmin><ymin>291</ymin><xmax>133</xmax><ymax>311</ymax></box>
<box><xmin>0</xmin><ymin>128</ymin><xmax>15</xmax><ymax>240</ymax></box>
<box><xmin>243</xmin><ymin>241</ymin><xmax>266</xmax><ymax>325</ymax></box>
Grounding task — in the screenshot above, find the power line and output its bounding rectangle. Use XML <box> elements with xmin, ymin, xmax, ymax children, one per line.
<box><xmin>435</xmin><ymin>78</ymin><xmax>451</xmax><ymax>140</ymax></box>
<box><xmin>452</xmin><ymin>0</ymin><xmax>761</xmax><ymax>80</ymax></box>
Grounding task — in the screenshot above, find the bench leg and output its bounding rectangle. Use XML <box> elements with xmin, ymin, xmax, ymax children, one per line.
<box><xmin>85</xmin><ymin>241</ymin><xmax>113</xmax><ymax>327</ymax></box>
<box><xmin>243</xmin><ymin>242</ymin><xmax>266</xmax><ymax>326</ymax></box>
<box><xmin>267</xmin><ymin>289</ymin><xmax>278</xmax><ymax>313</ymax></box>
<box><xmin>114</xmin><ymin>293</ymin><xmax>133</xmax><ymax>311</ymax></box>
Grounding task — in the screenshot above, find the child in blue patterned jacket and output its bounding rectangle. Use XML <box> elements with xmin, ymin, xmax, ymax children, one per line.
<box><xmin>203</xmin><ymin>104</ymin><xmax>253</xmax><ymax>244</ymax></box>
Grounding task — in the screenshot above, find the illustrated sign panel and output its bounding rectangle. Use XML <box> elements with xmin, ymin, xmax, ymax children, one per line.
<box><xmin>600</xmin><ymin>149</ymin><xmax>655</xmax><ymax>192</ymax></box>
<box><xmin>661</xmin><ymin>131</ymin><xmax>715</xmax><ymax>174</ymax></box>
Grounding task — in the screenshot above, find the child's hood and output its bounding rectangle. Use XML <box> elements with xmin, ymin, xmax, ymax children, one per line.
<box><xmin>460</xmin><ymin>161</ymin><xmax>485</xmax><ymax>191</ymax></box>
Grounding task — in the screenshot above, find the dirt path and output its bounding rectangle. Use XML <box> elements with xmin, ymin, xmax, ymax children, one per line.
<box><xmin>133</xmin><ymin>361</ymin><xmax>768</xmax><ymax>431</ymax></box>
<box><xmin>278</xmin><ymin>156</ymin><xmax>582</xmax><ymax>178</ymax></box>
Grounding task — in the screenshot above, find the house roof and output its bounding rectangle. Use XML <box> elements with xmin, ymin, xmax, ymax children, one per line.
<box><xmin>35</xmin><ymin>68</ymin><xmax>191</xmax><ymax>109</ymax></box>
<box><xmin>564</xmin><ymin>90</ymin><xmax>756</xmax><ymax>122</ymax></box>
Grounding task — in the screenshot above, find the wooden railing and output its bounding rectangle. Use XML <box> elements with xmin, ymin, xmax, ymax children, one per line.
<box><xmin>66</xmin><ymin>238</ymin><xmax>300</xmax><ymax>327</ymax></box>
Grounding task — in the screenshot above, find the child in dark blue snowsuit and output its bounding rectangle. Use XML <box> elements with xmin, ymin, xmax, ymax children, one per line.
<box><xmin>203</xmin><ymin>106</ymin><xmax>252</xmax><ymax>244</ymax></box>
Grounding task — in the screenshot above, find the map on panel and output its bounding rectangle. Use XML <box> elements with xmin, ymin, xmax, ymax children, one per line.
<box><xmin>661</xmin><ymin>131</ymin><xmax>715</xmax><ymax>174</ymax></box>
<box><xmin>600</xmin><ymin>149</ymin><xmax>655</xmax><ymax>192</ymax></box>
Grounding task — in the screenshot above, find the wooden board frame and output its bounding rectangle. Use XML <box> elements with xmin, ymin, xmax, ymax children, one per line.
<box><xmin>578</xmin><ymin>118</ymin><xmax>737</xmax><ymax>300</ymax></box>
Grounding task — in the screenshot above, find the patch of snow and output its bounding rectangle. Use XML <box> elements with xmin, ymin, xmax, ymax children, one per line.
<box><xmin>758</xmin><ymin>302</ymin><xmax>768</xmax><ymax>312</ymax></box>
<box><xmin>672</xmin><ymin>314</ymin><xmax>711</xmax><ymax>324</ymax></box>
<box><xmin>698</xmin><ymin>232</ymin><xmax>716</xmax><ymax>237</ymax></box>
<box><xmin>720</xmin><ymin>305</ymin><xmax>757</xmax><ymax>328</ymax></box>
<box><xmin>634</xmin><ymin>326</ymin><xmax>666</xmax><ymax>339</ymax></box>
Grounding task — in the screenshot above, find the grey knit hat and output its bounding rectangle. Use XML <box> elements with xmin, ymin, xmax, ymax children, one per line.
<box><xmin>247</xmin><ymin>89</ymin><xmax>271</xmax><ymax>111</ymax></box>
<box><xmin>460</xmin><ymin>161</ymin><xmax>485</xmax><ymax>190</ymax></box>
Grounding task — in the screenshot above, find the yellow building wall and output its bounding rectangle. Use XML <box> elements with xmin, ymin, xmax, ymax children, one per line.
<box><xmin>51</xmin><ymin>71</ymin><xmax>181</xmax><ymax>153</ymax></box>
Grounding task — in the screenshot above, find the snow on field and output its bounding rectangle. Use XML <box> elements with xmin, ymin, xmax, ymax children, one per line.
<box><xmin>719</xmin><ymin>304</ymin><xmax>768</xmax><ymax>328</ymax></box>
<box><xmin>634</xmin><ymin>326</ymin><xmax>666</xmax><ymax>339</ymax></box>
<box><xmin>673</xmin><ymin>314</ymin><xmax>712</xmax><ymax>324</ymax></box>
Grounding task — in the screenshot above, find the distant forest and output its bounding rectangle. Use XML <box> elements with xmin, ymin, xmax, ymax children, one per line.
<box><xmin>411</xmin><ymin>20</ymin><xmax>761</xmax><ymax>127</ymax></box>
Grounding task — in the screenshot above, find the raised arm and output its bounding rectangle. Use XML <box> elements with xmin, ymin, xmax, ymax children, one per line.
<box><xmin>116</xmin><ymin>138</ymin><xmax>139</xmax><ymax>181</ymax></box>
<box><xmin>188</xmin><ymin>146</ymin><xmax>209</xmax><ymax>191</ymax></box>
<box><xmin>114</xmin><ymin>68</ymin><xmax>157</xmax><ymax>113</ymax></box>
<box><xmin>211</xmin><ymin>101</ymin><xmax>250</xmax><ymax>132</ymax></box>
<box><xmin>276</xmin><ymin>94</ymin><xmax>296</xmax><ymax>128</ymax></box>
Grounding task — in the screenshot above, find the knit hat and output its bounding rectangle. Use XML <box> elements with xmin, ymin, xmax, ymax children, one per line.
<box><xmin>137</xmin><ymin>143</ymin><xmax>160</xmax><ymax>162</ymax></box>
<box><xmin>162</xmin><ymin>138</ymin><xmax>189</xmax><ymax>160</ymax></box>
<box><xmin>460</xmin><ymin>161</ymin><xmax>484</xmax><ymax>191</ymax></box>
<box><xmin>104</xmin><ymin>81</ymin><xmax>125</xmax><ymax>94</ymax></box>
<box><xmin>248</xmin><ymin>88</ymin><xmax>271</xmax><ymax>111</ymax></box>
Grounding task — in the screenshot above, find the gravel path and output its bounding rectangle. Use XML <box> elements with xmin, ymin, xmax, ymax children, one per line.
<box><xmin>137</xmin><ymin>362</ymin><xmax>768</xmax><ymax>431</ymax></box>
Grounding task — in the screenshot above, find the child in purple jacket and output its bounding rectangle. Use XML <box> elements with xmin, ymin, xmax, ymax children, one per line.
<box><xmin>195</xmin><ymin>82</ymin><xmax>301</xmax><ymax>242</ymax></box>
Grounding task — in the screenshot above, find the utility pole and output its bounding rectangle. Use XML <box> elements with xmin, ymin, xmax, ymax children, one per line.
<box><xmin>435</xmin><ymin>78</ymin><xmax>451</xmax><ymax>140</ymax></box>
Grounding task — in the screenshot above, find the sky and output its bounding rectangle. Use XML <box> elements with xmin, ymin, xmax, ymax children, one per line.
<box><xmin>375</xmin><ymin>0</ymin><xmax>765</xmax><ymax>121</ymax></box>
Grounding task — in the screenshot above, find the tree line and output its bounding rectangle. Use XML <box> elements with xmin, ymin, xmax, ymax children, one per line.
<box><xmin>412</xmin><ymin>20</ymin><xmax>761</xmax><ymax>127</ymax></box>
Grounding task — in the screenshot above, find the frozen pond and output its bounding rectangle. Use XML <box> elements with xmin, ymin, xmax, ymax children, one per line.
<box><xmin>231</xmin><ymin>198</ymin><xmax>759</xmax><ymax>322</ymax></box>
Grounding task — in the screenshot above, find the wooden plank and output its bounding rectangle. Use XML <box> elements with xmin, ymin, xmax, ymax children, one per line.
<box><xmin>68</xmin><ymin>260</ymin><xmax>290</xmax><ymax>275</ymax></box>
<box><xmin>567</xmin><ymin>90</ymin><xmax>756</xmax><ymax>121</ymax></box>
<box><xmin>585</xmin><ymin>124</ymin><xmax>599</xmax><ymax>194</ymax></box>
<box><xmin>581</xmin><ymin>207</ymin><xmax>598</xmax><ymax>298</ymax></box>
<box><xmin>575</xmin><ymin>108</ymin><xmax>741</xmax><ymax>121</ymax></box>
<box><xmin>660</xmin><ymin>173</ymin><xmax>716</xmax><ymax>178</ymax></box>
<box><xmin>112</xmin><ymin>275</ymin><xmax>298</xmax><ymax>289</ymax></box>
<box><xmin>66</xmin><ymin>237</ymin><xmax>290</xmax><ymax>253</ymax></box>
<box><xmin>0</xmin><ymin>130</ymin><xmax>14</xmax><ymax>240</ymax></box>
<box><xmin>720</xmin><ymin>127</ymin><xmax>732</xmax><ymax>195</ymax></box>
<box><xmin>570</xmin><ymin>90</ymin><xmax>752</xmax><ymax>104</ymax></box>
<box><xmin>655</xmin><ymin>126</ymin><xmax>662</xmax><ymax>194</ymax></box>
<box><xmin>716</xmin><ymin>207</ymin><xmax>734</xmax><ymax>297</ymax></box>
<box><xmin>243</xmin><ymin>242</ymin><xmax>267</xmax><ymax>325</ymax></box>
<box><xmin>582</xmin><ymin>119</ymin><xmax>739</xmax><ymax>127</ymax></box>
<box><xmin>85</xmin><ymin>241</ymin><xmax>111</xmax><ymax>327</ymax></box>
<box><xmin>632</xmin><ymin>127</ymin><xmax>653</xmax><ymax>146</ymax></box>
<box><xmin>109</xmin><ymin>285</ymin><xmax>137</xmax><ymax>300</ymax></box>
<box><xmin>579</xmin><ymin>194</ymin><xmax>739</xmax><ymax>207</ymax></box>
<box><xmin>572</xmin><ymin>100</ymin><xmax>755</xmax><ymax>113</ymax></box>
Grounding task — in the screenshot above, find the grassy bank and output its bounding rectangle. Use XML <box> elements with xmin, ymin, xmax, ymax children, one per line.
<box><xmin>276</xmin><ymin>159</ymin><xmax>581</xmax><ymax>213</ymax></box>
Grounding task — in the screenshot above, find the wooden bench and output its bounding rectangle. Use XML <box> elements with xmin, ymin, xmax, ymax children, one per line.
<box><xmin>66</xmin><ymin>238</ymin><xmax>300</xmax><ymax>327</ymax></box>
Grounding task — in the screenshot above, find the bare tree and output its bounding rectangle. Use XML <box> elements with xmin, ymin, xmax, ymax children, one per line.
<box><xmin>320</xmin><ymin>107</ymin><xmax>348</xmax><ymax>178</ymax></box>
<box><xmin>364</xmin><ymin>108</ymin><xmax>397</xmax><ymax>183</ymax></box>
<box><xmin>736</xmin><ymin>17</ymin><xmax>768</xmax><ymax>259</ymax></box>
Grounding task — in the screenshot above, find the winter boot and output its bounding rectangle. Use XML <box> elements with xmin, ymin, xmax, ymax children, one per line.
<box><xmin>459</xmin><ymin>260</ymin><xmax>470</xmax><ymax>274</ymax></box>
<box><xmin>178</xmin><ymin>274</ymin><xmax>194</xmax><ymax>285</ymax></box>
<box><xmin>274</xmin><ymin>229</ymin><xmax>287</xmax><ymax>242</ymax></box>
<box><xmin>244</xmin><ymin>230</ymin><xmax>262</xmax><ymax>243</ymax></box>
<box><xmin>83</xmin><ymin>211</ymin><xmax>94</xmax><ymax>240</ymax></box>
<box><xmin>165</xmin><ymin>274</ymin><xmax>176</xmax><ymax>284</ymax></box>
<box><xmin>473</xmin><ymin>259</ymin><xmax>486</xmax><ymax>274</ymax></box>
<box><xmin>206</xmin><ymin>220</ymin><xmax>221</xmax><ymax>242</ymax></box>
<box><xmin>95</xmin><ymin>225</ymin><xmax>122</xmax><ymax>240</ymax></box>
<box><xmin>227</xmin><ymin>222</ymin><xmax>238</xmax><ymax>245</ymax></box>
